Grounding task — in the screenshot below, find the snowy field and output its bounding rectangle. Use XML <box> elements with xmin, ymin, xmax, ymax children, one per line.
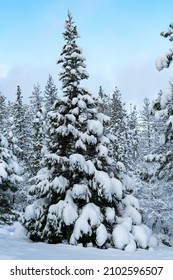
<box><xmin>0</xmin><ymin>222</ymin><xmax>173</xmax><ymax>260</ymax></box>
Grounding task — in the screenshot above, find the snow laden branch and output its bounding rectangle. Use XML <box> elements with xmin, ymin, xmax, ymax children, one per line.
<box><xmin>156</xmin><ymin>22</ymin><xmax>173</xmax><ymax>71</ymax></box>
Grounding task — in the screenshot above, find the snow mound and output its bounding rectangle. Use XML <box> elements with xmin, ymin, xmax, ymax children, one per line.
<box><xmin>112</xmin><ymin>224</ymin><xmax>130</xmax><ymax>249</ymax></box>
<box><xmin>69</xmin><ymin>154</ymin><xmax>88</xmax><ymax>173</ymax></box>
<box><xmin>71</xmin><ymin>203</ymin><xmax>102</xmax><ymax>244</ymax></box>
<box><xmin>132</xmin><ymin>225</ymin><xmax>151</xmax><ymax>249</ymax></box>
<box><xmin>87</xmin><ymin>120</ymin><xmax>103</xmax><ymax>136</ymax></box>
<box><xmin>96</xmin><ymin>223</ymin><xmax>108</xmax><ymax>247</ymax></box>
<box><xmin>105</xmin><ymin>207</ymin><xmax>115</xmax><ymax>223</ymax></box>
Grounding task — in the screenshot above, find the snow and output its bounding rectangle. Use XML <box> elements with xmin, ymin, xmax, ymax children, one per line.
<box><xmin>0</xmin><ymin>223</ymin><xmax>173</xmax><ymax>259</ymax></box>
<box><xmin>167</xmin><ymin>115</ymin><xmax>173</xmax><ymax>129</ymax></box>
<box><xmin>50</xmin><ymin>175</ymin><xmax>69</xmax><ymax>193</ymax></box>
<box><xmin>75</xmin><ymin>138</ymin><xmax>86</xmax><ymax>151</ymax></box>
<box><xmin>111</xmin><ymin>177</ymin><xmax>123</xmax><ymax>199</ymax></box>
<box><xmin>63</xmin><ymin>203</ymin><xmax>78</xmax><ymax>226</ymax></box>
<box><xmin>94</xmin><ymin>171</ymin><xmax>113</xmax><ymax>201</ymax></box>
<box><xmin>105</xmin><ymin>207</ymin><xmax>115</xmax><ymax>223</ymax></box>
<box><xmin>155</xmin><ymin>49</ymin><xmax>173</xmax><ymax>71</ymax></box>
<box><xmin>112</xmin><ymin>224</ymin><xmax>130</xmax><ymax>250</ymax></box>
<box><xmin>24</xmin><ymin>205</ymin><xmax>35</xmax><ymax>221</ymax></box>
<box><xmin>96</xmin><ymin>112</ymin><xmax>110</xmax><ymax>124</ymax></box>
<box><xmin>87</xmin><ymin>120</ymin><xmax>103</xmax><ymax>137</ymax></box>
<box><xmin>96</xmin><ymin>223</ymin><xmax>108</xmax><ymax>247</ymax></box>
<box><xmin>124</xmin><ymin>205</ymin><xmax>142</xmax><ymax>225</ymax></box>
<box><xmin>69</xmin><ymin>154</ymin><xmax>88</xmax><ymax>173</ymax></box>
<box><xmin>132</xmin><ymin>225</ymin><xmax>151</xmax><ymax>249</ymax></box>
<box><xmin>72</xmin><ymin>183</ymin><xmax>90</xmax><ymax>200</ymax></box>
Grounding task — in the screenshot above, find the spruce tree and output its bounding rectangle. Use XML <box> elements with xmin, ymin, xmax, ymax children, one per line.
<box><xmin>126</xmin><ymin>104</ymin><xmax>139</xmax><ymax>169</ymax></box>
<box><xmin>12</xmin><ymin>86</ymin><xmax>26</xmax><ymax>161</ymax></box>
<box><xmin>29</xmin><ymin>83</ymin><xmax>45</xmax><ymax>175</ymax></box>
<box><xmin>98</xmin><ymin>86</ymin><xmax>111</xmax><ymax>117</ymax></box>
<box><xmin>30</xmin><ymin>82</ymin><xmax>43</xmax><ymax>113</ymax></box>
<box><xmin>44</xmin><ymin>74</ymin><xmax>58</xmax><ymax>111</ymax></box>
<box><xmin>0</xmin><ymin>92</ymin><xmax>7</xmax><ymax>133</ymax></box>
<box><xmin>23</xmin><ymin>12</ymin><xmax>154</xmax><ymax>250</ymax></box>
<box><xmin>145</xmin><ymin>82</ymin><xmax>173</xmax><ymax>180</ymax></box>
<box><xmin>0</xmin><ymin>133</ymin><xmax>22</xmax><ymax>224</ymax></box>
<box><xmin>110</xmin><ymin>87</ymin><xmax>128</xmax><ymax>163</ymax></box>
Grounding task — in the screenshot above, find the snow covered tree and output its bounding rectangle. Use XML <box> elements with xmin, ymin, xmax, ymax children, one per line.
<box><xmin>30</xmin><ymin>82</ymin><xmax>43</xmax><ymax>114</ymax></box>
<box><xmin>29</xmin><ymin>108</ymin><xmax>45</xmax><ymax>176</ymax></box>
<box><xmin>29</xmin><ymin>83</ymin><xmax>45</xmax><ymax>175</ymax></box>
<box><xmin>12</xmin><ymin>86</ymin><xmax>26</xmax><ymax>161</ymax></box>
<box><xmin>110</xmin><ymin>87</ymin><xmax>128</xmax><ymax>162</ymax></box>
<box><xmin>23</xmin><ymin>12</ymin><xmax>154</xmax><ymax>250</ymax></box>
<box><xmin>126</xmin><ymin>104</ymin><xmax>139</xmax><ymax>169</ymax></box>
<box><xmin>138</xmin><ymin>98</ymin><xmax>159</xmax><ymax>158</ymax></box>
<box><xmin>98</xmin><ymin>86</ymin><xmax>111</xmax><ymax>117</ymax></box>
<box><xmin>44</xmin><ymin>74</ymin><xmax>58</xmax><ymax>111</ymax></box>
<box><xmin>0</xmin><ymin>92</ymin><xmax>7</xmax><ymax>133</ymax></box>
<box><xmin>137</xmin><ymin>84</ymin><xmax>173</xmax><ymax>241</ymax></box>
<box><xmin>145</xmin><ymin>82</ymin><xmax>173</xmax><ymax>180</ymax></box>
<box><xmin>0</xmin><ymin>134</ymin><xmax>22</xmax><ymax>224</ymax></box>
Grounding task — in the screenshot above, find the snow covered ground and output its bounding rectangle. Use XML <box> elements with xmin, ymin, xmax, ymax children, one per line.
<box><xmin>0</xmin><ymin>222</ymin><xmax>173</xmax><ymax>260</ymax></box>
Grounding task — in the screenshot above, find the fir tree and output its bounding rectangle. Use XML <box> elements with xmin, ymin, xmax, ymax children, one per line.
<box><xmin>0</xmin><ymin>134</ymin><xmax>22</xmax><ymax>224</ymax></box>
<box><xmin>44</xmin><ymin>74</ymin><xmax>58</xmax><ymax>111</ymax></box>
<box><xmin>30</xmin><ymin>82</ymin><xmax>43</xmax><ymax>114</ymax></box>
<box><xmin>0</xmin><ymin>92</ymin><xmax>7</xmax><ymax>133</ymax></box>
<box><xmin>145</xmin><ymin>82</ymin><xmax>173</xmax><ymax>180</ymax></box>
<box><xmin>23</xmin><ymin>12</ymin><xmax>154</xmax><ymax>250</ymax></box>
<box><xmin>30</xmin><ymin>108</ymin><xmax>45</xmax><ymax>176</ymax></box>
<box><xmin>98</xmin><ymin>86</ymin><xmax>111</xmax><ymax>117</ymax></box>
<box><xmin>12</xmin><ymin>86</ymin><xmax>26</xmax><ymax>161</ymax></box>
<box><xmin>126</xmin><ymin>104</ymin><xmax>139</xmax><ymax>169</ymax></box>
<box><xmin>29</xmin><ymin>83</ymin><xmax>44</xmax><ymax>175</ymax></box>
<box><xmin>110</xmin><ymin>87</ymin><xmax>127</xmax><ymax>162</ymax></box>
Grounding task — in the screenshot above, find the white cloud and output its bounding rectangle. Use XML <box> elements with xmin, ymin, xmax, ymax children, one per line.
<box><xmin>0</xmin><ymin>64</ymin><xmax>10</xmax><ymax>79</ymax></box>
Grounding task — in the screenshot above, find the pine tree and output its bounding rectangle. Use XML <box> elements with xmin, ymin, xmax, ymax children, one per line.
<box><xmin>137</xmin><ymin>97</ymin><xmax>160</xmax><ymax>164</ymax></box>
<box><xmin>44</xmin><ymin>74</ymin><xmax>58</xmax><ymax>111</ymax></box>
<box><xmin>126</xmin><ymin>104</ymin><xmax>139</xmax><ymax>169</ymax></box>
<box><xmin>98</xmin><ymin>86</ymin><xmax>111</xmax><ymax>116</ymax></box>
<box><xmin>0</xmin><ymin>92</ymin><xmax>7</xmax><ymax>133</ymax></box>
<box><xmin>0</xmin><ymin>133</ymin><xmax>22</xmax><ymax>224</ymax></box>
<box><xmin>29</xmin><ymin>83</ymin><xmax>44</xmax><ymax>175</ymax></box>
<box><xmin>12</xmin><ymin>86</ymin><xmax>26</xmax><ymax>161</ymax></box>
<box><xmin>145</xmin><ymin>82</ymin><xmax>173</xmax><ymax>180</ymax></box>
<box><xmin>110</xmin><ymin>87</ymin><xmax>128</xmax><ymax>162</ymax></box>
<box><xmin>138</xmin><ymin>84</ymin><xmax>173</xmax><ymax>240</ymax></box>
<box><xmin>23</xmin><ymin>12</ymin><xmax>154</xmax><ymax>250</ymax></box>
<box><xmin>30</xmin><ymin>108</ymin><xmax>45</xmax><ymax>176</ymax></box>
<box><xmin>30</xmin><ymin>82</ymin><xmax>43</xmax><ymax>114</ymax></box>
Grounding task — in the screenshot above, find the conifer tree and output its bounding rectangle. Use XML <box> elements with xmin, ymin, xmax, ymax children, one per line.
<box><xmin>145</xmin><ymin>81</ymin><xmax>173</xmax><ymax>180</ymax></box>
<box><xmin>0</xmin><ymin>92</ymin><xmax>7</xmax><ymax>133</ymax></box>
<box><xmin>23</xmin><ymin>12</ymin><xmax>154</xmax><ymax>250</ymax></box>
<box><xmin>0</xmin><ymin>133</ymin><xmax>22</xmax><ymax>224</ymax></box>
<box><xmin>30</xmin><ymin>82</ymin><xmax>43</xmax><ymax>113</ymax></box>
<box><xmin>12</xmin><ymin>86</ymin><xmax>26</xmax><ymax>161</ymax></box>
<box><xmin>126</xmin><ymin>104</ymin><xmax>139</xmax><ymax>169</ymax></box>
<box><xmin>29</xmin><ymin>83</ymin><xmax>44</xmax><ymax>175</ymax></box>
<box><xmin>139</xmin><ymin>98</ymin><xmax>158</xmax><ymax>158</ymax></box>
<box><xmin>98</xmin><ymin>86</ymin><xmax>111</xmax><ymax>116</ymax></box>
<box><xmin>44</xmin><ymin>74</ymin><xmax>58</xmax><ymax>111</ymax></box>
<box><xmin>110</xmin><ymin>87</ymin><xmax>127</xmax><ymax>162</ymax></box>
<box><xmin>30</xmin><ymin>108</ymin><xmax>45</xmax><ymax>176</ymax></box>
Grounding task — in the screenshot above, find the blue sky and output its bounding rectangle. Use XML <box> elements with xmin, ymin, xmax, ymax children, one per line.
<box><xmin>1</xmin><ymin>0</ymin><xmax>173</xmax><ymax>109</ymax></box>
